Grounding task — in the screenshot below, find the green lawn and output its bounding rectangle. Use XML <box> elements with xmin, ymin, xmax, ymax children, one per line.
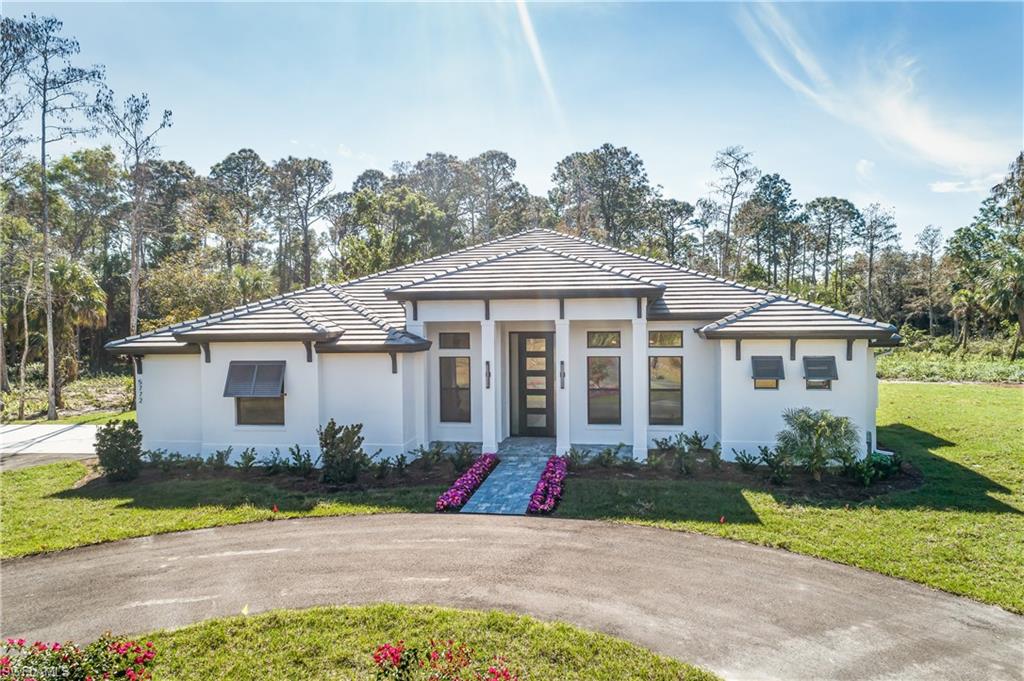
<box><xmin>147</xmin><ymin>604</ymin><xmax>717</xmax><ymax>681</ymax></box>
<box><xmin>559</xmin><ymin>382</ymin><xmax>1024</xmax><ymax>613</ymax></box>
<box><xmin>2</xmin><ymin>383</ymin><xmax>1021</xmax><ymax>614</ymax></box>
<box><xmin>0</xmin><ymin>463</ymin><xmax>442</xmax><ymax>557</ymax></box>
<box><xmin>5</xmin><ymin>409</ymin><xmax>136</xmax><ymax>425</ymax></box>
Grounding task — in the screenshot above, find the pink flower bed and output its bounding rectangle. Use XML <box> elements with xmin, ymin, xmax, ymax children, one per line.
<box><xmin>435</xmin><ymin>453</ymin><xmax>499</xmax><ymax>512</ymax></box>
<box><xmin>373</xmin><ymin>638</ymin><xmax>519</xmax><ymax>680</ymax></box>
<box><xmin>1</xmin><ymin>635</ymin><xmax>156</xmax><ymax>680</ymax></box>
<box><xmin>526</xmin><ymin>456</ymin><xmax>568</xmax><ymax>514</ymax></box>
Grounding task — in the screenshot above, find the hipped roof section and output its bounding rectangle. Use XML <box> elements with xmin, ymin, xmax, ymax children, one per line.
<box><xmin>105</xmin><ymin>284</ymin><xmax>428</xmax><ymax>355</ymax></box>
<box><xmin>384</xmin><ymin>245</ymin><xmax>666</xmax><ymax>301</ymax></box>
<box><xmin>107</xmin><ymin>229</ymin><xmax>901</xmax><ymax>356</ymax></box>
<box><xmin>697</xmin><ymin>296</ymin><xmax>901</xmax><ymax>343</ymax></box>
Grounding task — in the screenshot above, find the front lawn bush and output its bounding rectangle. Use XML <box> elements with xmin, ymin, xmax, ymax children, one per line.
<box><xmin>776</xmin><ymin>408</ymin><xmax>859</xmax><ymax>482</ymax></box>
<box><xmin>320</xmin><ymin>420</ymin><xmax>374</xmax><ymax>484</ymax></box>
<box><xmin>1</xmin><ymin>634</ymin><xmax>156</xmax><ymax>680</ymax></box>
<box><xmin>95</xmin><ymin>419</ymin><xmax>143</xmax><ymax>481</ymax></box>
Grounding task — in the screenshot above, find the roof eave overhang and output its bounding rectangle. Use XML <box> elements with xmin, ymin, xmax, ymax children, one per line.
<box><xmin>172</xmin><ymin>331</ymin><xmax>343</xmax><ymax>343</ymax></box>
<box><xmin>315</xmin><ymin>340</ymin><xmax>432</xmax><ymax>353</ymax></box>
<box><xmin>104</xmin><ymin>342</ymin><xmax>202</xmax><ymax>356</ymax></box>
<box><xmin>385</xmin><ymin>286</ymin><xmax>665</xmax><ymax>302</ymax></box>
<box><xmin>648</xmin><ymin>311</ymin><xmax>746</xmax><ymax>322</ymax></box>
<box><xmin>697</xmin><ymin>329</ymin><xmax>898</xmax><ymax>341</ymax></box>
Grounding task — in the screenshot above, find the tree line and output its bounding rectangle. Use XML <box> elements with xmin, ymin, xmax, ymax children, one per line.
<box><xmin>1</xmin><ymin>14</ymin><xmax>1022</xmax><ymax>420</ymax></box>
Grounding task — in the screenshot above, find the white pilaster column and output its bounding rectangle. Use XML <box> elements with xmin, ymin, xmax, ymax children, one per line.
<box><xmin>555</xmin><ymin>319</ymin><xmax>571</xmax><ymax>455</ymax></box>
<box><xmin>406</xmin><ymin>320</ymin><xmax>429</xmax><ymax>448</ymax></box>
<box><xmin>631</xmin><ymin>313</ymin><xmax>648</xmax><ymax>460</ymax></box>
<box><xmin>481</xmin><ymin>319</ymin><xmax>498</xmax><ymax>452</ymax></box>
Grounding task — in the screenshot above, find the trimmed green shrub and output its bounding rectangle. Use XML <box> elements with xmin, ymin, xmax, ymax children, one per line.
<box><xmin>287</xmin><ymin>444</ymin><xmax>318</xmax><ymax>477</ymax></box>
<box><xmin>206</xmin><ymin>446</ymin><xmax>232</xmax><ymax>471</ymax></box>
<box><xmin>95</xmin><ymin>419</ymin><xmax>143</xmax><ymax>481</ymax></box>
<box><xmin>236</xmin><ymin>447</ymin><xmax>258</xmax><ymax>470</ymax></box>
<box><xmin>759</xmin><ymin>445</ymin><xmax>791</xmax><ymax>485</ymax></box>
<box><xmin>733</xmin><ymin>448</ymin><xmax>759</xmax><ymax>472</ymax></box>
<box><xmin>449</xmin><ymin>442</ymin><xmax>476</xmax><ymax>473</ymax></box>
<box><xmin>320</xmin><ymin>420</ymin><xmax>374</xmax><ymax>484</ymax></box>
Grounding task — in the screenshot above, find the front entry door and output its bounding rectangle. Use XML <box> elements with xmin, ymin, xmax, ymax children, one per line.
<box><xmin>518</xmin><ymin>333</ymin><xmax>554</xmax><ymax>437</ymax></box>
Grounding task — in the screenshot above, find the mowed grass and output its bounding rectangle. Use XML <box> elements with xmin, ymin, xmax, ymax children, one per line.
<box><xmin>559</xmin><ymin>382</ymin><xmax>1024</xmax><ymax>613</ymax></box>
<box><xmin>147</xmin><ymin>604</ymin><xmax>718</xmax><ymax>681</ymax></box>
<box><xmin>5</xmin><ymin>409</ymin><xmax>136</xmax><ymax>425</ymax></box>
<box><xmin>0</xmin><ymin>463</ymin><xmax>443</xmax><ymax>557</ymax></box>
<box><xmin>2</xmin><ymin>383</ymin><xmax>1021</xmax><ymax>613</ymax></box>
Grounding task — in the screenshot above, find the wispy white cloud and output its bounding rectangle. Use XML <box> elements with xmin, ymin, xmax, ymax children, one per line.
<box><xmin>855</xmin><ymin>158</ymin><xmax>875</xmax><ymax>182</ymax></box>
<box><xmin>737</xmin><ymin>5</ymin><xmax>1010</xmax><ymax>181</ymax></box>
<box><xmin>515</xmin><ymin>0</ymin><xmax>565</xmax><ymax>127</ymax></box>
<box><xmin>929</xmin><ymin>174</ymin><xmax>1001</xmax><ymax>194</ymax></box>
<box><xmin>337</xmin><ymin>142</ymin><xmax>375</xmax><ymax>164</ymax></box>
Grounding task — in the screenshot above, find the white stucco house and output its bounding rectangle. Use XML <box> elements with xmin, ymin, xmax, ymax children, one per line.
<box><xmin>107</xmin><ymin>229</ymin><xmax>900</xmax><ymax>460</ymax></box>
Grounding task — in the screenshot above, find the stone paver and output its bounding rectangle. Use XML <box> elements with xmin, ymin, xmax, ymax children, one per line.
<box><xmin>460</xmin><ymin>437</ymin><xmax>554</xmax><ymax>515</ymax></box>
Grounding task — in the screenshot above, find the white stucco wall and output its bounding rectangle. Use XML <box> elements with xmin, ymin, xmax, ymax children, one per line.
<box><xmin>718</xmin><ymin>338</ymin><xmax>876</xmax><ymax>459</ymax></box>
<box><xmin>320</xmin><ymin>353</ymin><xmax>409</xmax><ymax>456</ymax></box>
<box><xmin>645</xmin><ymin>320</ymin><xmax>720</xmax><ymax>448</ymax></box>
<box><xmin>198</xmin><ymin>342</ymin><xmax>320</xmax><ymax>458</ymax></box>
<box><xmin>425</xmin><ymin>322</ymin><xmax>483</xmax><ymax>443</ymax></box>
<box><xmin>569</xmin><ymin>319</ymin><xmax>634</xmax><ymax>446</ymax></box>
<box><xmin>136</xmin><ymin>354</ymin><xmax>202</xmax><ymax>454</ymax></box>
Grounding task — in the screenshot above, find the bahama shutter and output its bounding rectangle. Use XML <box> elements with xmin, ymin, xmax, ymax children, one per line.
<box><xmin>803</xmin><ymin>356</ymin><xmax>838</xmax><ymax>381</ymax></box>
<box><xmin>751</xmin><ymin>356</ymin><xmax>785</xmax><ymax>380</ymax></box>
<box><xmin>223</xmin><ymin>361</ymin><xmax>286</xmax><ymax>397</ymax></box>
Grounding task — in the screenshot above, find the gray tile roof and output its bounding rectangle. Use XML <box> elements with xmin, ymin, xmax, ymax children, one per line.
<box><xmin>107</xmin><ymin>229</ymin><xmax>898</xmax><ymax>355</ymax></box>
<box><xmin>697</xmin><ymin>296</ymin><xmax>900</xmax><ymax>341</ymax></box>
<box><xmin>384</xmin><ymin>245</ymin><xmax>665</xmax><ymax>300</ymax></box>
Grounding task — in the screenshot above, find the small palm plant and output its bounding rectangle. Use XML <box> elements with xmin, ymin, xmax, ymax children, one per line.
<box><xmin>776</xmin><ymin>407</ymin><xmax>859</xmax><ymax>482</ymax></box>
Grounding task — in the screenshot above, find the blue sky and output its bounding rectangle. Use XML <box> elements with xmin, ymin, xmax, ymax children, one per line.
<box><xmin>12</xmin><ymin>2</ymin><xmax>1023</xmax><ymax>246</ymax></box>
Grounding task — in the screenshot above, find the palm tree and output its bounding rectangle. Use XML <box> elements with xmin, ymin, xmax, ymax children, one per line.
<box><xmin>950</xmin><ymin>288</ymin><xmax>982</xmax><ymax>355</ymax></box>
<box><xmin>48</xmin><ymin>256</ymin><xmax>106</xmax><ymax>407</ymax></box>
<box><xmin>983</xmin><ymin>245</ymin><xmax>1024</xmax><ymax>360</ymax></box>
<box><xmin>776</xmin><ymin>407</ymin><xmax>860</xmax><ymax>482</ymax></box>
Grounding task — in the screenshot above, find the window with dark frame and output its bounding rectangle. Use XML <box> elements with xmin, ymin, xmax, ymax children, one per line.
<box><xmin>803</xmin><ymin>355</ymin><xmax>838</xmax><ymax>391</ymax></box>
<box><xmin>648</xmin><ymin>330</ymin><xmax>683</xmax><ymax>348</ymax></box>
<box><xmin>751</xmin><ymin>356</ymin><xmax>784</xmax><ymax>390</ymax></box>
<box><xmin>439</xmin><ymin>332</ymin><xmax>471</xmax><ymax>349</ymax></box>
<box><xmin>440</xmin><ymin>356</ymin><xmax>471</xmax><ymax>422</ymax></box>
<box><xmin>649</xmin><ymin>356</ymin><xmax>683</xmax><ymax>425</ymax></box>
<box><xmin>587</xmin><ymin>356</ymin><xmax>621</xmax><ymax>424</ymax></box>
<box><xmin>223</xmin><ymin>360</ymin><xmax>286</xmax><ymax>426</ymax></box>
<box><xmin>587</xmin><ymin>331</ymin><xmax>620</xmax><ymax>348</ymax></box>
<box><xmin>236</xmin><ymin>397</ymin><xmax>284</xmax><ymax>425</ymax></box>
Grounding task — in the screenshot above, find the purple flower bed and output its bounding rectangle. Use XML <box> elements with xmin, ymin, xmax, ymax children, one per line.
<box><xmin>435</xmin><ymin>453</ymin><xmax>500</xmax><ymax>512</ymax></box>
<box><xmin>526</xmin><ymin>456</ymin><xmax>569</xmax><ymax>514</ymax></box>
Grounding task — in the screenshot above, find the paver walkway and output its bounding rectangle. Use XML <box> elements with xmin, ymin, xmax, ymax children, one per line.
<box><xmin>460</xmin><ymin>437</ymin><xmax>554</xmax><ymax>515</ymax></box>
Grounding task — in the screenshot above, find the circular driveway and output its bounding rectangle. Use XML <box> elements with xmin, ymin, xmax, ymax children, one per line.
<box><xmin>2</xmin><ymin>514</ymin><xmax>1021</xmax><ymax>681</ymax></box>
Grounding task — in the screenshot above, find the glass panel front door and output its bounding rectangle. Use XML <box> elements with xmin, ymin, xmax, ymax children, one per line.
<box><xmin>518</xmin><ymin>333</ymin><xmax>554</xmax><ymax>437</ymax></box>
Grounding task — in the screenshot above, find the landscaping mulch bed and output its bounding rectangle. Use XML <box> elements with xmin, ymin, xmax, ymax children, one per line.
<box><xmin>570</xmin><ymin>455</ymin><xmax>923</xmax><ymax>502</ymax></box>
<box><xmin>76</xmin><ymin>457</ymin><xmax>461</xmax><ymax>495</ymax></box>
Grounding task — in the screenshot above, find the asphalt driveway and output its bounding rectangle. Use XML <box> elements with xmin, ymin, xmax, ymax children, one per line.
<box><xmin>0</xmin><ymin>423</ymin><xmax>97</xmax><ymax>470</ymax></box>
<box><xmin>1</xmin><ymin>514</ymin><xmax>1021</xmax><ymax>681</ymax></box>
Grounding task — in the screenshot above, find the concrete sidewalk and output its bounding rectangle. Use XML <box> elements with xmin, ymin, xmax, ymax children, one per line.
<box><xmin>0</xmin><ymin>423</ymin><xmax>97</xmax><ymax>470</ymax></box>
